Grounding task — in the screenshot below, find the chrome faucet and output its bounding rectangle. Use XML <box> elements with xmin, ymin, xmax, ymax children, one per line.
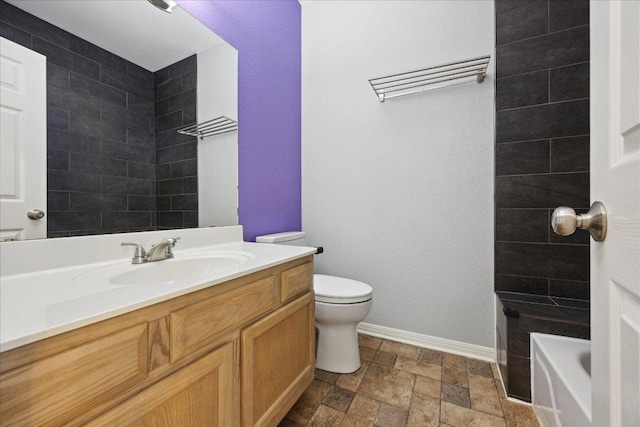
<box><xmin>146</xmin><ymin>237</ymin><xmax>180</xmax><ymax>262</ymax></box>
<box><xmin>121</xmin><ymin>237</ymin><xmax>180</xmax><ymax>264</ymax></box>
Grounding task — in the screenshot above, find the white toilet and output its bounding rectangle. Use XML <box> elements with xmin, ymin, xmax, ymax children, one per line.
<box><xmin>255</xmin><ymin>232</ymin><xmax>373</xmax><ymax>373</ymax></box>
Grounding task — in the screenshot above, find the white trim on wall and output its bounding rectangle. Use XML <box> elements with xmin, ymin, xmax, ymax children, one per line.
<box><xmin>357</xmin><ymin>322</ymin><xmax>496</xmax><ymax>362</ymax></box>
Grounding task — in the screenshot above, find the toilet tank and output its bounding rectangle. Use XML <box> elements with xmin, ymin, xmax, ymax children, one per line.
<box><xmin>255</xmin><ymin>231</ymin><xmax>306</xmax><ymax>246</ymax></box>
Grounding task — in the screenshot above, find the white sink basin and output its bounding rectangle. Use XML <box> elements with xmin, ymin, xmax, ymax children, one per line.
<box><xmin>110</xmin><ymin>255</ymin><xmax>247</xmax><ymax>285</ymax></box>
<box><xmin>73</xmin><ymin>252</ymin><xmax>254</xmax><ymax>286</ymax></box>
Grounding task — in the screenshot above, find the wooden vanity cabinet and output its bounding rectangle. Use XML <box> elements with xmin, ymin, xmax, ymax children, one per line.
<box><xmin>242</xmin><ymin>292</ymin><xmax>315</xmax><ymax>427</ymax></box>
<box><xmin>0</xmin><ymin>255</ymin><xmax>314</xmax><ymax>427</ymax></box>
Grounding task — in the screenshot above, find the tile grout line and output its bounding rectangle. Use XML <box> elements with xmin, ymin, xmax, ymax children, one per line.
<box><xmin>496</xmin><ymin>96</ymin><xmax>590</xmax><ymax>114</ymax></box>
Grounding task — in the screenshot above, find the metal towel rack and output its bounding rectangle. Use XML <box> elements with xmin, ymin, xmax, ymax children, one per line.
<box><xmin>176</xmin><ymin>116</ymin><xmax>238</xmax><ymax>140</ymax></box>
<box><xmin>369</xmin><ymin>55</ymin><xmax>491</xmax><ymax>102</ymax></box>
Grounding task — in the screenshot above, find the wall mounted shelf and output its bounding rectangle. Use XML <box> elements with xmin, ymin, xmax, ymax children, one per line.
<box><xmin>177</xmin><ymin>116</ymin><xmax>238</xmax><ymax>140</ymax></box>
<box><xmin>369</xmin><ymin>55</ymin><xmax>491</xmax><ymax>102</ymax></box>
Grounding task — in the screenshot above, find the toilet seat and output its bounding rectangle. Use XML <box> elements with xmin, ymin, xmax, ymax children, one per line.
<box><xmin>313</xmin><ymin>274</ymin><xmax>373</xmax><ymax>304</ymax></box>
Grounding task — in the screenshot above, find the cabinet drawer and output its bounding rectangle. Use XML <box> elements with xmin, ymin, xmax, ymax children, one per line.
<box><xmin>170</xmin><ymin>276</ymin><xmax>277</xmax><ymax>362</ymax></box>
<box><xmin>280</xmin><ymin>262</ymin><xmax>313</xmax><ymax>302</ymax></box>
<box><xmin>0</xmin><ymin>323</ymin><xmax>148</xmax><ymax>427</ymax></box>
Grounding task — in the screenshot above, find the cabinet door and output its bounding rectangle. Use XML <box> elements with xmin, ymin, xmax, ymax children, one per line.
<box><xmin>86</xmin><ymin>341</ymin><xmax>239</xmax><ymax>427</ymax></box>
<box><xmin>241</xmin><ymin>292</ymin><xmax>315</xmax><ymax>427</ymax></box>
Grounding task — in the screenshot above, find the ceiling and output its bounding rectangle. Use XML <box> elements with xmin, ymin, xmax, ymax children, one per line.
<box><xmin>7</xmin><ymin>0</ymin><xmax>226</xmax><ymax>72</ymax></box>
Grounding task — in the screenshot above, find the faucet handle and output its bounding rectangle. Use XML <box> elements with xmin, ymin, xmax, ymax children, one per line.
<box><xmin>151</xmin><ymin>237</ymin><xmax>180</xmax><ymax>247</ymax></box>
<box><xmin>148</xmin><ymin>237</ymin><xmax>180</xmax><ymax>260</ymax></box>
<box><xmin>166</xmin><ymin>237</ymin><xmax>180</xmax><ymax>246</ymax></box>
<box><xmin>121</xmin><ymin>242</ymin><xmax>148</xmax><ymax>264</ymax></box>
<box><xmin>164</xmin><ymin>237</ymin><xmax>180</xmax><ymax>257</ymax></box>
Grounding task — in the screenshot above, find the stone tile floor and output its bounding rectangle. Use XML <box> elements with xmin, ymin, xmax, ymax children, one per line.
<box><xmin>280</xmin><ymin>334</ymin><xmax>539</xmax><ymax>427</ymax></box>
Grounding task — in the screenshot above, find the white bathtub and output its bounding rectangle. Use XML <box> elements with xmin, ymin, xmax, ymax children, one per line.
<box><xmin>531</xmin><ymin>333</ymin><xmax>591</xmax><ymax>427</ymax></box>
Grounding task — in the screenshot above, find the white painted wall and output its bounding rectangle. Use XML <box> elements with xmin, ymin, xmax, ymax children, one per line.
<box><xmin>197</xmin><ymin>44</ymin><xmax>238</xmax><ymax>227</ymax></box>
<box><xmin>301</xmin><ymin>1</ymin><xmax>495</xmax><ymax>347</ymax></box>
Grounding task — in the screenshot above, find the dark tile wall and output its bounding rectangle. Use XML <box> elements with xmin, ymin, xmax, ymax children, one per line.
<box><xmin>154</xmin><ymin>56</ymin><xmax>198</xmax><ymax>230</ymax></box>
<box><xmin>495</xmin><ymin>0</ymin><xmax>590</xmax><ymax>401</ymax></box>
<box><xmin>1</xmin><ymin>1</ymin><xmax>156</xmax><ymax>236</ymax></box>
<box><xmin>497</xmin><ymin>293</ymin><xmax>590</xmax><ymax>401</ymax></box>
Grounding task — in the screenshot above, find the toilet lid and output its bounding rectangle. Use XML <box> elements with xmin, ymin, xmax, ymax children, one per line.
<box><xmin>313</xmin><ymin>274</ymin><xmax>373</xmax><ymax>304</ymax></box>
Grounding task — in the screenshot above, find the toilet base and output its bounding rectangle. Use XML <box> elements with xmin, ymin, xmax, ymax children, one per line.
<box><xmin>316</xmin><ymin>322</ymin><xmax>361</xmax><ymax>373</ymax></box>
<box><xmin>315</xmin><ymin>290</ymin><xmax>373</xmax><ymax>374</ymax></box>
<box><xmin>314</xmin><ymin>299</ymin><xmax>373</xmax><ymax>374</ymax></box>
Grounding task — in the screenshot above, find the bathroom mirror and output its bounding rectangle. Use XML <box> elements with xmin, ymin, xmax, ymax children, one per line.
<box><xmin>0</xmin><ymin>0</ymin><xmax>238</xmax><ymax>241</ymax></box>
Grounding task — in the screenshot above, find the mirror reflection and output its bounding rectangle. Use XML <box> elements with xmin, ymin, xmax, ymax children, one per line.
<box><xmin>0</xmin><ymin>0</ymin><xmax>238</xmax><ymax>241</ymax></box>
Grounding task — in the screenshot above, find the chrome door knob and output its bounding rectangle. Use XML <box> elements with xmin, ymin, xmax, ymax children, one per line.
<box><xmin>27</xmin><ymin>209</ymin><xmax>45</xmax><ymax>220</ymax></box>
<box><xmin>551</xmin><ymin>206</ymin><xmax>579</xmax><ymax>235</ymax></box>
<box><xmin>551</xmin><ymin>201</ymin><xmax>607</xmax><ymax>242</ymax></box>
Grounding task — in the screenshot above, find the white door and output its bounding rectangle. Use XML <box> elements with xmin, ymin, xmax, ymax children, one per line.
<box><xmin>591</xmin><ymin>1</ymin><xmax>640</xmax><ymax>426</ymax></box>
<box><xmin>0</xmin><ymin>37</ymin><xmax>47</xmax><ymax>241</ymax></box>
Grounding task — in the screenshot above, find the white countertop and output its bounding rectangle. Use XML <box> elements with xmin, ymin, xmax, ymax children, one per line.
<box><xmin>0</xmin><ymin>227</ymin><xmax>316</xmax><ymax>353</ymax></box>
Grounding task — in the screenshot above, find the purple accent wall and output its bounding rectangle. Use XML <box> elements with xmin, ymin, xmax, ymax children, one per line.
<box><xmin>179</xmin><ymin>0</ymin><xmax>302</xmax><ymax>242</ymax></box>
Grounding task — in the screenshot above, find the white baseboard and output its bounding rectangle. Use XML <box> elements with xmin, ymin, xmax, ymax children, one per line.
<box><xmin>357</xmin><ymin>322</ymin><xmax>496</xmax><ymax>362</ymax></box>
<box><xmin>494</xmin><ymin>358</ymin><xmax>509</xmax><ymax>398</ymax></box>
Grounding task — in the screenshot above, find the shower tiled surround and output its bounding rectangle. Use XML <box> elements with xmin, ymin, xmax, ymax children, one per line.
<box><xmin>154</xmin><ymin>56</ymin><xmax>199</xmax><ymax>230</ymax></box>
<box><xmin>0</xmin><ymin>1</ymin><xmax>198</xmax><ymax>236</ymax></box>
<box><xmin>281</xmin><ymin>334</ymin><xmax>540</xmax><ymax>427</ymax></box>
<box><xmin>494</xmin><ymin>0</ymin><xmax>590</xmax><ymax>401</ymax></box>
